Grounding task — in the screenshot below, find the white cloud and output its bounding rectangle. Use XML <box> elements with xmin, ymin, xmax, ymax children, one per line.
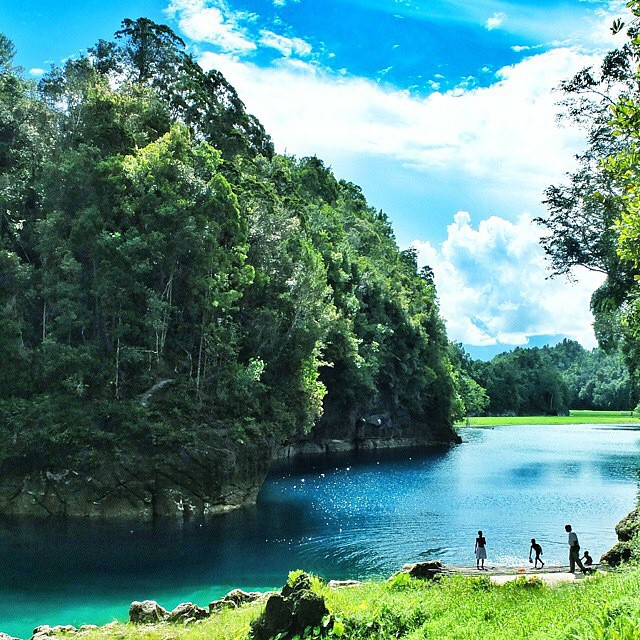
<box><xmin>166</xmin><ymin>0</ymin><xmax>256</xmax><ymax>53</ymax></box>
<box><xmin>197</xmin><ymin>47</ymin><xmax>597</xmax><ymax>208</ymax></box>
<box><xmin>184</xmin><ymin>14</ymin><xmax>612</xmax><ymax>351</ymax></box>
<box><xmin>259</xmin><ymin>29</ymin><xmax>312</xmax><ymax>57</ymax></box>
<box><xmin>29</xmin><ymin>68</ymin><xmax>45</xmax><ymax>77</ymax></box>
<box><xmin>485</xmin><ymin>11</ymin><xmax>507</xmax><ymax>30</ymax></box>
<box><xmin>412</xmin><ymin>212</ymin><xmax>605</xmax><ymax>348</ymax></box>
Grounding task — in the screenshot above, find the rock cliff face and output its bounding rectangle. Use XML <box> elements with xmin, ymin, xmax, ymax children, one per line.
<box><xmin>0</xmin><ymin>415</ymin><xmax>459</xmax><ymax>519</ymax></box>
<box><xmin>0</xmin><ymin>439</ymin><xmax>269</xmax><ymax>519</ymax></box>
<box><xmin>274</xmin><ymin>411</ymin><xmax>461</xmax><ymax>459</ymax></box>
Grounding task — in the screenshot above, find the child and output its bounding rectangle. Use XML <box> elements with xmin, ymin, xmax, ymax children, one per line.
<box><xmin>581</xmin><ymin>550</ymin><xmax>593</xmax><ymax>566</ymax></box>
<box><xmin>529</xmin><ymin>538</ymin><xmax>544</xmax><ymax>569</ymax></box>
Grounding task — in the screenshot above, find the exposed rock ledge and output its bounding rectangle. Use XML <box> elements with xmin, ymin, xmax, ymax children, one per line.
<box><xmin>0</xmin><ymin>440</ymin><xmax>269</xmax><ymax>519</ymax></box>
<box><xmin>273</xmin><ymin>435</ymin><xmax>459</xmax><ymax>460</ymax></box>
<box><xmin>0</xmin><ymin>420</ymin><xmax>460</xmax><ymax>519</ymax></box>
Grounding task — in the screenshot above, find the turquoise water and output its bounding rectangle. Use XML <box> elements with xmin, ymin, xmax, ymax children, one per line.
<box><xmin>1</xmin><ymin>424</ymin><xmax>639</xmax><ymax>638</ymax></box>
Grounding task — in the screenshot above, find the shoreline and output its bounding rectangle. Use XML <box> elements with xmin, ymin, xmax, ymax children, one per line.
<box><xmin>0</xmin><ymin>561</ymin><xmax>618</xmax><ymax>640</ymax></box>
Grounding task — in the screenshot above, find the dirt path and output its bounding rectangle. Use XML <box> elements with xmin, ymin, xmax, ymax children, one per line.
<box><xmin>446</xmin><ymin>564</ymin><xmax>602</xmax><ymax>586</ymax></box>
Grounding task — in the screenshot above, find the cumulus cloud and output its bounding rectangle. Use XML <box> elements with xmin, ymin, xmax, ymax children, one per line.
<box><xmin>166</xmin><ymin>0</ymin><xmax>256</xmax><ymax>53</ymax></box>
<box><xmin>485</xmin><ymin>11</ymin><xmax>507</xmax><ymax>30</ymax></box>
<box><xmin>197</xmin><ymin>47</ymin><xmax>597</xmax><ymax>206</ymax></box>
<box><xmin>29</xmin><ymin>68</ymin><xmax>45</xmax><ymax>77</ymax></box>
<box><xmin>412</xmin><ymin>212</ymin><xmax>605</xmax><ymax>348</ymax></box>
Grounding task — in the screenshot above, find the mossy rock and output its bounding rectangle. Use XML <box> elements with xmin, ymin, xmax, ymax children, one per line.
<box><xmin>615</xmin><ymin>509</ymin><xmax>640</xmax><ymax>542</ymax></box>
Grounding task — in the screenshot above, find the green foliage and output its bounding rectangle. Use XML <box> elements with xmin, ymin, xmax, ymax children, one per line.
<box><xmin>458</xmin><ymin>340</ymin><xmax>634</xmax><ymax>416</ymax></box>
<box><xmin>537</xmin><ymin>6</ymin><xmax>640</xmax><ymax>396</ymax></box>
<box><xmin>288</xmin><ymin>569</ymin><xmax>306</xmax><ymax>587</ymax></box>
<box><xmin>37</xmin><ymin>565</ymin><xmax>640</xmax><ymax>640</ymax></box>
<box><xmin>0</xmin><ymin>23</ymin><xmax>458</xmax><ymax>495</ymax></box>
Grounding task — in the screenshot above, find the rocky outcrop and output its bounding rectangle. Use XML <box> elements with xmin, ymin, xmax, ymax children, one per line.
<box><xmin>0</xmin><ymin>633</ymin><xmax>21</xmax><ymax>640</ymax></box>
<box><xmin>166</xmin><ymin>603</ymin><xmax>208</xmax><ymax>623</ymax></box>
<box><xmin>30</xmin><ymin>625</ymin><xmax>79</xmax><ymax>640</ymax></box>
<box><xmin>129</xmin><ymin>601</ymin><xmax>169</xmax><ymax>623</ymax></box>
<box><xmin>392</xmin><ymin>560</ymin><xmax>446</xmax><ymax>580</ymax></box>
<box><xmin>0</xmin><ymin>405</ymin><xmax>459</xmax><ymax>519</ymax></box>
<box><xmin>274</xmin><ymin>412</ymin><xmax>460</xmax><ymax>460</ymax></box>
<box><xmin>251</xmin><ymin>573</ymin><xmax>331</xmax><ymax>640</ymax></box>
<box><xmin>0</xmin><ymin>437</ymin><xmax>269</xmax><ymax>519</ymax></box>
<box><xmin>601</xmin><ymin>508</ymin><xmax>640</xmax><ymax>566</ymax></box>
<box><xmin>209</xmin><ymin>589</ymin><xmax>267</xmax><ymax>613</ymax></box>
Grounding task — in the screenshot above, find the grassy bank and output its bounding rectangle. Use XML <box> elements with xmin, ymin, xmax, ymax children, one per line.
<box><xmin>70</xmin><ymin>568</ymin><xmax>640</xmax><ymax>640</ymax></box>
<box><xmin>456</xmin><ymin>410</ymin><xmax>640</xmax><ymax>427</ymax></box>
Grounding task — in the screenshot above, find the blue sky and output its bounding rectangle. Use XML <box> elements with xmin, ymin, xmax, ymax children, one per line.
<box><xmin>2</xmin><ymin>0</ymin><xmax>627</xmax><ymax>357</ymax></box>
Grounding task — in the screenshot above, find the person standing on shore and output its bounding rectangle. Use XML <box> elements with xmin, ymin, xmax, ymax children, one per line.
<box><xmin>565</xmin><ymin>524</ymin><xmax>586</xmax><ymax>573</ymax></box>
<box><xmin>475</xmin><ymin>530</ymin><xmax>487</xmax><ymax>570</ymax></box>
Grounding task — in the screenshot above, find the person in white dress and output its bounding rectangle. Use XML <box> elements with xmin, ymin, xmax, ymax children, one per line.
<box><xmin>475</xmin><ymin>530</ymin><xmax>487</xmax><ymax>570</ymax></box>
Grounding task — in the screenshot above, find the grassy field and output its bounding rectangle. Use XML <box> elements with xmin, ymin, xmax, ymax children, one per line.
<box><xmin>74</xmin><ymin>568</ymin><xmax>640</xmax><ymax>640</ymax></box>
<box><xmin>456</xmin><ymin>410</ymin><xmax>640</xmax><ymax>427</ymax></box>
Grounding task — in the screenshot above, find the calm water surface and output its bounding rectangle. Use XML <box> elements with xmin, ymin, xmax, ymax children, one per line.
<box><xmin>1</xmin><ymin>424</ymin><xmax>639</xmax><ymax>637</ymax></box>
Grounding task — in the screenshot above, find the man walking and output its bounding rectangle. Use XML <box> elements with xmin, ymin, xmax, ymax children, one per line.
<box><xmin>565</xmin><ymin>524</ymin><xmax>586</xmax><ymax>573</ymax></box>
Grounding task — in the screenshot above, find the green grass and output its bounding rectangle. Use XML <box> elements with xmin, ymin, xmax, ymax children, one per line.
<box><xmin>71</xmin><ymin>569</ymin><xmax>640</xmax><ymax>640</ymax></box>
<box><xmin>79</xmin><ymin>602</ymin><xmax>263</xmax><ymax>640</ymax></box>
<box><xmin>456</xmin><ymin>410</ymin><xmax>640</xmax><ymax>427</ymax></box>
<box><xmin>321</xmin><ymin>569</ymin><xmax>640</xmax><ymax>639</ymax></box>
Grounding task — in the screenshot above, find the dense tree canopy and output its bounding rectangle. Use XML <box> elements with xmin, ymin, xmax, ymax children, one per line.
<box><xmin>0</xmin><ymin>20</ymin><xmax>460</xmax><ymax>489</ymax></box>
<box><xmin>536</xmin><ymin>3</ymin><xmax>640</xmax><ymax>404</ymax></box>
<box><xmin>457</xmin><ymin>340</ymin><xmax>634</xmax><ymax>416</ymax></box>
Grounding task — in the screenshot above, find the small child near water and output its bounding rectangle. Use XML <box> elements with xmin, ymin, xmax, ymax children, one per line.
<box><xmin>529</xmin><ymin>538</ymin><xmax>544</xmax><ymax>569</ymax></box>
<box><xmin>581</xmin><ymin>550</ymin><xmax>593</xmax><ymax>566</ymax></box>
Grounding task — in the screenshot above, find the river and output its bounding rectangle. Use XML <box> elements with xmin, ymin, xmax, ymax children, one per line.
<box><xmin>1</xmin><ymin>423</ymin><xmax>639</xmax><ymax>637</ymax></box>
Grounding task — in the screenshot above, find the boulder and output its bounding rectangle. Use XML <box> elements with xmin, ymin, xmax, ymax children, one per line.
<box><xmin>208</xmin><ymin>599</ymin><xmax>236</xmax><ymax>614</ymax></box>
<box><xmin>1</xmin><ymin>632</ymin><xmax>22</xmax><ymax>640</ymax></box>
<box><xmin>600</xmin><ymin>542</ymin><xmax>632</xmax><ymax>567</ymax></box>
<box><xmin>30</xmin><ymin>627</ymin><xmax>54</xmax><ymax>640</ymax></box>
<box><xmin>224</xmin><ymin>589</ymin><xmax>263</xmax><ymax>606</ymax></box>
<box><xmin>251</xmin><ymin>573</ymin><xmax>331</xmax><ymax>640</ymax></box>
<box><xmin>31</xmin><ymin>628</ymin><xmax>50</xmax><ymax>637</ymax></box>
<box><xmin>209</xmin><ymin>589</ymin><xmax>265</xmax><ymax>614</ymax></box>
<box><xmin>128</xmin><ymin>600</ymin><xmax>169</xmax><ymax>624</ymax></box>
<box><xmin>251</xmin><ymin>595</ymin><xmax>294</xmax><ymax>640</ymax></box>
<box><xmin>292</xmin><ymin>591</ymin><xmax>328</xmax><ymax>634</ymax></box>
<box><xmin>615</xmin><ymin>509</ymin><xmax>640</xmax><ymax>542</ymax></box>
<box><xmin>393</xmin><ymin>561</ymin><xmax>445</xmax><ymax>580</ymax></box>
<box><xmin>167</xmin><ymin>603</ymin><xmax>208</xmax><ymax>623</ymax></box>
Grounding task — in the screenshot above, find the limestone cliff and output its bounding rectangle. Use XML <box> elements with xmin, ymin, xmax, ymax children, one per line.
<box><xmin>0</xmin><ymin>415</ymin><xmax>459</xmax><ymax>519</ymax></box>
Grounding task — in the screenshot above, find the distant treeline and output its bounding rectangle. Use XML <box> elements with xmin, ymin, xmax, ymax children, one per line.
<box><xmin>452</xmin><ymin>339</ymin><xmax>636</xmax><ymax>416</ymax></box>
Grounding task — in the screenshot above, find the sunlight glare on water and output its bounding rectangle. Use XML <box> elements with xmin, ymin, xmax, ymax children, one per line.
<box><xmin>0</xmin><ymin>424</ymin><xmax>639</xmax><ymax>638</ymax></box>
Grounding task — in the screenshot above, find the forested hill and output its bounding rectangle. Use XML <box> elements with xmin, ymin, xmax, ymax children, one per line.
<box><xmin>452</xmin><ymin>340</ymin><xmax>635</xmax><ymax>417</ymax></box>
<box><xmin>0</xmin><ymin>20</ymin><xmax>460</xmax><ymax>518</ymax></box>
